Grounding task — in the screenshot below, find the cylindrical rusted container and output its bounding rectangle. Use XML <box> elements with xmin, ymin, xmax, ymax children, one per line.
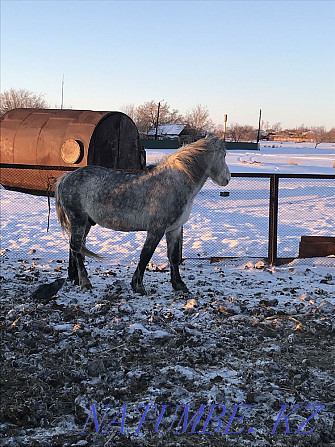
<box><xmin>0</xmin><ymin>108</ymin><xmax>145</xmax><ymax>195</ymax></box>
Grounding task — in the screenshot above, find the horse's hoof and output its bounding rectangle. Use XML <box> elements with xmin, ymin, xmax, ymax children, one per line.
<box><xmin>68</xmin><ymin>274</ymin><xmax>79</xmax><ymax>285</ymax></box>
<box><xmin>131</xmin><ymin>283</ymin><xmax>147</xmax><ymax>295</ymax></box>
<box><xmin>80</xmin><ymin>279</ymin><xmax>92</xmax><ymax>292</ymax></box>
<box><xmin>173</xmin><ymin>282</ymin><xmax>189</xmax><ymax>293</ymax></box>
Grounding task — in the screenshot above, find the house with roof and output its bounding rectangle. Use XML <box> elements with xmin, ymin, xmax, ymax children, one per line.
<box><xmin>147</xmin><ymin>123</ymin><xmax>185</xmax><ymax>140</ymax></box>
<box><xmin>143</xmin><ymin>123</ymin><xmax>204</xmax><ymax>148</ymax></box>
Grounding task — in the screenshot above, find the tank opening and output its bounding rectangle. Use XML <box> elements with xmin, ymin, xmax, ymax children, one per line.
<box><xmin>61</xmin><ymin>139</ymin><xmax>84</xmax><ymax>164</ymax></box>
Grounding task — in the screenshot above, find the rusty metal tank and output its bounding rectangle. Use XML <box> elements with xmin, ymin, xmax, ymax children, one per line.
<box><xmin>0</xmin><ymin>108</ymin><xmax>146</xmax><ymax>195</ymax></box>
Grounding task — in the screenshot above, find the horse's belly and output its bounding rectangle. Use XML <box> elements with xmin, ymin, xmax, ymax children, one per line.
<box><xmin>94</xmin><ymin>216</ymin><xmax>147</xmax><ymax>232</ymax></box>
<box><xmin>86</xmin><ymin>196</ymin><xmax>148</xmax><ymax>232</ymax></box>
<box><xmin>104</xmin><ymin>223</ymin><xmax>146</xmax><ymax>232</ymax></box>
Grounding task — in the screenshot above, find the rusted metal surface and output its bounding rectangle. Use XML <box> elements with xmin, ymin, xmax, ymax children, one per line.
<box><xmin>299</xmin><ymin>236</ymin><xmax>335</xmax><ymax>258</ymax></box>
<box><xmin>0</xmin><ymin>108</ymin><xmax>145</xmax><ymax>194</ymax></box>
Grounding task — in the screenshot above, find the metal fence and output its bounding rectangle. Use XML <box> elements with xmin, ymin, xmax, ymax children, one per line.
<box><xmin>1</xmin><ymin>165</ymin><xmax>334</xmax><ymax>264</ymax></box>
<box><xmin>184</xmin><ymin>173</ymin><xmax>335</xmax><ymax>263</ymax></box>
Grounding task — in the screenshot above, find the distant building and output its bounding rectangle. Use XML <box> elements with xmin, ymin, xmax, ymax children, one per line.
<box><xmin>146</xmin><ymin>123</ymin><xmax>204</xmax><ymax>145</ymax></box>
<box><xmin>147</xmin><ymin>123</ymin><xmax>185</xmax><ymax>139</ymax></box>
<box><xmin>269</xmin><ymin>132</ymin><xmax>314</xmax><ymax>143</ymax></box>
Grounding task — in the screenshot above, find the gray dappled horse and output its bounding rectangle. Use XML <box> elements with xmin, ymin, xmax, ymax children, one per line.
<box><xmin>55</xmin><ymin>136</ymin><xmax>230</xmax><ymax>294</ymax></box>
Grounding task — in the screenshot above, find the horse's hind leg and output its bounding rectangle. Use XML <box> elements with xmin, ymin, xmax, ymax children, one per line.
<box><xmin>166</xmin><ymin>226</ymin><xmax>189</xmax><ymax>293</ymax></box>
<box><xmin>68</xmin><ymin>221</ymin><xmax>91</xmax><ymax>286</ymax></box>
<box><xmin>132</xmin><ymin>230</ymin><xmax>164</xmax><ymax>295</ymax></box>
<box><xmin>73</xmin><ymin>251</ymin><xmax>91</xmax><ymax>291</ymax></box>
<box><xmin>68</xmin><ymin>249</ymin><xmax>79</xmax><ymax>284</ymax></box>
<box><xmin>70</xmin><ymin>220</ymin><xmax>92</xmax><ymax>291</ymax></box>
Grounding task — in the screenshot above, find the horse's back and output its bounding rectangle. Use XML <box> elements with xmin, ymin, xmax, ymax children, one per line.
<box><xmin>60</xmin><ymin>165</ymin><xmax>143</xmax><ymax>193</ymax></box>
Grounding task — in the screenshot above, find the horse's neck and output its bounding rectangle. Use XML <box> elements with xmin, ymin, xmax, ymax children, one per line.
<box><xmin>183</xmin><ymin>152</ymin><xmax>214</xmax><ymax>194</ymax></box>
<box><xmin>192</xmin><ymin>171</ymin><xmax>209</xmax><ymax>194</ymax></box>
<box><xmin>174</xmin><ymin>164</ymin><xmax>209</xmax><ymax>199</ymax></box>
<box><xmin>192</xmin><ymin>151</ymin><xmax>215</xmax><ymax>192</ymax></box>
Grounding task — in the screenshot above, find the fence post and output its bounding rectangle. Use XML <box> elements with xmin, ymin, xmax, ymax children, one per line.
<box><xmin>268</xmin><ymin>174</ymin><xmax>279</xmax><ymax>265</ymax></box>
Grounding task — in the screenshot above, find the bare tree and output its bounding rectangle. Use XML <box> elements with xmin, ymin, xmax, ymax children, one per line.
<box><xmin>130</xmin><ymin>100</ymin><xmax>183</xmax><ymax>134</ymax></box>
<box><xmin>261</xmin><ymin>120</ymin><xmax>270</xmax><ymax>131</ymax></box>
<box><xmin>260</xmin><ymin>121</ymin><xmax>282</xmax><ymax>133</ymax></box>
<box><xmin>311</xmin><ymin>126</ymin><xmax>331</xmax><ymax>147</ymax></box>
<box><xmin>228</xmin><ymin>123</ymin><xmax>257</xmax><ymax>142</ymax></box>
<box><xmin>136</xmin><ymin>101</ymin><xmax>162</xmax><ymax>134</ymax></box>
<box><xmin>120</xmin><ymin>104</ymin><xmax>137</xmax><ymax>123</ymax></box>
<box><xmin>213</xmin><ymin>124</ymin><xmax>225</xmax><ymax>139</ymax></box>
<box><xmin>327</xmin><ymin>128</ymin><xmax>335</xmax><ymax>143</ymax></box>
<box><xmin>184</xmin><ymin>104</ymin><xmax>214</xmax><ymax>132</ymax></box>
<box><xmin>271</xmin><ymin>122</ymin><xmax>282</xmax><ymax>132</ymax></box>
<box><xmin>0</xmin><ymin>88</ymin><xmax>48</xmax><ymax>116</ymax></box>
<box><xmin>121</xmin><ymin>101</ymin><xmax>216</xmax><ymax>136</ymax></box>
<box><xmin>295</xmin><ymin>124</ymin><xmax>310</xmax><ymax>133</ymax></box>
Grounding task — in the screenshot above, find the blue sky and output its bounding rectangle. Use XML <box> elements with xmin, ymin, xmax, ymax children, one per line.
<box><xmin>1</xmin><ymin>0</ymin><xmax>334</xmax><ymax>129</ymax></box>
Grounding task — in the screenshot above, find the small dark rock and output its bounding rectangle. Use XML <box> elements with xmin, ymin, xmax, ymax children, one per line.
<box><xmin>31</xmin><ymin>278</ymin><xmax>66</xmax><ymax>303</ymax></box>
<box><xmin>246</xmin><ymin>392</ymin><xmax>255</xmax><ymax>404</ymax></box>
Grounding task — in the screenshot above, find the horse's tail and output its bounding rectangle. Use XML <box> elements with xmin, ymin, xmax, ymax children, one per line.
<box><xmin>55</xmin><ymin>173</ymin><xmax>71</xmax><ymax>236</ymax></box>
<box><xmin>55</xmin><ymin>173</ymin><xmax>103</xmax><ymax>259</ymax></box>
<box><xmin>81</xmin><ymin>246</ymin><xmax>104</xmax><ymax>259</ymax></box>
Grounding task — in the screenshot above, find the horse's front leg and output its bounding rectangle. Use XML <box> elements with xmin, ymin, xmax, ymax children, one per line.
<box><xmin>166</xmin><ymin>226</ymin><xmax>189</xmax><ymax>293</ymax></box>
<box><xmin>132</xmin><ymin>230</ymin><xmax>164</xmax><ymax>295</ymax></box>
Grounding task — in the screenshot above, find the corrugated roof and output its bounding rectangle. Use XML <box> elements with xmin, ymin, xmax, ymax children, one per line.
<box><xmin>147</xmin><ymin>123</ymin><xmax>185</xmax><ymax>136</ymax></box>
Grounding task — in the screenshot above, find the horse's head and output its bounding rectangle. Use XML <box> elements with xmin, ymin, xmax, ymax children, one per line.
<box><xmin>208</xmin><ymin>137</ymin><xmax>231</xmax><ymax>186</ymax></box>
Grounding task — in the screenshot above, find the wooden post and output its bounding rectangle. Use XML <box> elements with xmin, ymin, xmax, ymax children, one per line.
<box><xmin>223</xmin><ymin>114</ymin><xmax>227</xmax><ymax>141</ymax></box>
<box><xmin>268</xmin><ymin>174</ymin><xmax>279</xmax><ymax>264</ymax></box>
<box><xmin>154</xmin><ymin>102</ymin><xmax>161</xmax><ymax>140</ymax></box>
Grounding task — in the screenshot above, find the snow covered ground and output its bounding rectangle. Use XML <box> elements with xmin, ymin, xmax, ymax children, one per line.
<box><xmin>1</xmin><ymin>142</ymin><xmax>334</xmax><ymax>262</ymax></box>
<box><xmin>227</xmin><ymin>142</ymin><xmax>335</xmax><ymax>175</ymax></box>
<box><xmin>148</xmin><ymin>142</ymin><xmax>335</xmax><ymax>174</ymax></box>
<box><xmin>1</xmin><ymin>142</ymin><xmax>334</xmax><ymax>446</ymax></box>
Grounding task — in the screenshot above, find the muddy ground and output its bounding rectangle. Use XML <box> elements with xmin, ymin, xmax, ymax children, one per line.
<box><xmin>1</xmin><ymin>255</ymin><xmax>334</xmax><ymax>447</ymax></box>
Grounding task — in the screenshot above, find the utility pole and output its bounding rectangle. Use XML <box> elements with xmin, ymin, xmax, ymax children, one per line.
<box><xmin>154</xmin><ymin>101</ymin><xmax>161</xmax><ymax>140</ymax></box>
<box><xmin>257</xmin><ymin>108</ymin><xmax>262</xmax><ymax>143</ymax></box>
<box><xmin>61</xmin><ymin>74</ymin><xmax>64</xmax><ymax>109</ymax></box>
